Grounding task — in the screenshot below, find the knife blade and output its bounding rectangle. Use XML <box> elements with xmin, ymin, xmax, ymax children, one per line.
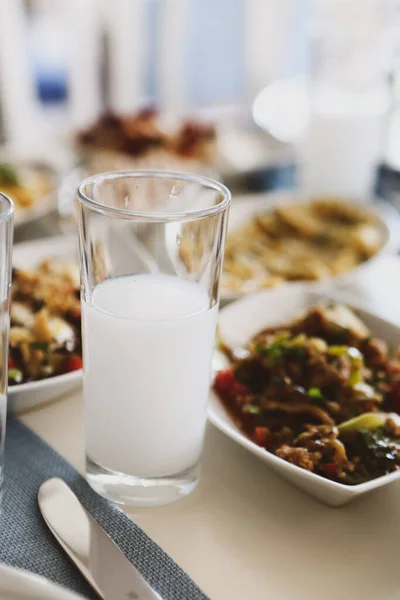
<box><xmin>38</xmin><ymin>478</ymin><xmax>162</xmax><ymax>600</ymax></box>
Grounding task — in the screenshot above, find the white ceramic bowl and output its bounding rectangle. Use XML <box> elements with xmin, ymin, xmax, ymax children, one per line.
<box><xmin>221</xmin><ymin>191</ymin><xmax>400</xmax><ymax>303</ymax></box>
<box><xmin>0</xmin><ymin>564</ymin><xmax>85</xmax><ymax>600</ymax></box>
<box><xmin>9</xmin><ymin>369</ymin><xmax>82</xmax><ymax>414</ymax></box>
<box><xmin>208</xmin><ymin>286</ymin><xmax>400</xmax><ymax>506</ymax></box>
<box><xmin>9</xmin><ymin>236</ymin><xmax>81</xmax><ymax>413</ymax></box>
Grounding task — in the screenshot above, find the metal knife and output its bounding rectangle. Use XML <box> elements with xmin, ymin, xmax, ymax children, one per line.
<box><xmin>38</xmin><ymin>478</ymin><xmax>162</xmax><ymax>600</ymax></box>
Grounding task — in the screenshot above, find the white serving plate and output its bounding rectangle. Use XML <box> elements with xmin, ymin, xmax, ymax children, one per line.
<box><xmin>0</xmin><ymin>564</ymin><xmax>85</xmax><ymax>600</ymax></box>
<box><xmin>221</xmin><ymin>191</ymin><xmax>400</xmax><ymax>303</ymax></box>
<box><xmin>3</xmin><ymin>161</ymin><xmax>59</xmax><ymax>228</ymax></box>
<box><xmin>9</xmin><ymin>235</ymin><xmax>81</xmax><ymax>413</ymax></box>
<box><xmin>208</xmin><ymin>286</ymin><xmax>400</xmax><ymax>506</ymax></box>
<box><xmin>0</xmin><ymin>144</ymin><xmax>73</xmax><ymax>229</ymax></box>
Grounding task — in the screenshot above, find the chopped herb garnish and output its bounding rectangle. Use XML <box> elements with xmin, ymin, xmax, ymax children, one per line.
<box><xmin>308</xmin><ymin>387</ymin><xmax>323</xmax><ymax>400</ymax></box>
<box><xmin>255</xmin><ymin>342</ymin><xmax>284</xmax><ymax>365</ymax></box>
<box><xmin>285</xmin><ymin>346</ymin><xmax>307</xmax><ymax>361</ymax></box>
<box><xmin>8</xmin><ymin>368</ymin><xmax>23</xmax><ymax>383</ymax></box>
<box><xmin>256</xmin><ymin>337</ymin><xmax>306</xmax><ymax>366</ymax></box>
<box><xmin>255</xmin><ymin>344</ymin><xmax>268</xmax><ymax>357</ymax></box>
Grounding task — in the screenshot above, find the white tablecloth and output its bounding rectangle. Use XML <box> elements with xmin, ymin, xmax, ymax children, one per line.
<box><xmin>19</xmin><ymin>255</ymin><xmax>400</xmax><ymax>600</ymax></box>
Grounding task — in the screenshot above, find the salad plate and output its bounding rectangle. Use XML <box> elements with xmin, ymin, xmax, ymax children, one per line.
<box><xmin>9</xmin><ymin>236</ymin><xmax>81</xmax><ymax>413</ymax></box>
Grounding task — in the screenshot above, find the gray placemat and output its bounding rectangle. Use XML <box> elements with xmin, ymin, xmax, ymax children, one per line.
<box><xmin>0</xmin><ymin>417</ymin><xmax>209</xmax><ymax>600</ymax></box>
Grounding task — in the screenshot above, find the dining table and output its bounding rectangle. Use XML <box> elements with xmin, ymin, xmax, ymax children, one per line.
<box><xmin>13</xmin><ymin>252</ymin><xmax>400</xmax><ymax>600</ymax></box>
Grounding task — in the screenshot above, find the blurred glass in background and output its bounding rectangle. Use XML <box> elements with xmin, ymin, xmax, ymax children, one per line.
<box><xmin>299</xmin><ymin>0</ymin><xmax>394</xmax><ymax>200</ymax></box>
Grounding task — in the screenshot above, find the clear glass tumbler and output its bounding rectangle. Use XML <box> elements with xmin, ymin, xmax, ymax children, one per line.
<box><xmin>299</xmin><ymin>0</ymin><xmax>393</xmax><ymax>200</ymax></box>
<box><xmin>0</xmin><ymin>194</ymin><xmax>14</xmax><ymax>492</ymax></box>
<box><xmin>76</xmin><ymin>170</ymin><xmax>230</xmax><ymax>506</ymax></box>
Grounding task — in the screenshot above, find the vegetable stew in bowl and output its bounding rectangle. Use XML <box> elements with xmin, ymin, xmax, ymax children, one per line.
<box><xmin>214</xmin><ymin>303</ymin><xmax>400</xmax><ymax>486</ymax></box>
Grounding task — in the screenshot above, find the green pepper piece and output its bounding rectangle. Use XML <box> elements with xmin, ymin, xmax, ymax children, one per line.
<box><xmin>8</xmin><ymin>368</ymin><xmax>23</xmax><ymax>383</ymax></box>
<box><xmin>308</xmin><ymin>387</ymin><xmax>323</xmax><ymax>400</ymax></box>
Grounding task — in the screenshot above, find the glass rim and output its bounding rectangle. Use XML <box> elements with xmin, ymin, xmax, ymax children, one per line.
<box><xmin>76</xmin><ymin>169</ymin><xmax>231</xmax><ymax>222</ymax></box>
<box><xmin>0</xmin><ymin>193</ymin><xmax>14</xmax><ymax>221</ymax></box>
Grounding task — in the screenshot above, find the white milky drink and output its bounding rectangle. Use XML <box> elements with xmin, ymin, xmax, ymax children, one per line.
<box><xmin>82</xmin><ymin>273</ymin><xmax>218</xmax><ymax>478</ymax></box>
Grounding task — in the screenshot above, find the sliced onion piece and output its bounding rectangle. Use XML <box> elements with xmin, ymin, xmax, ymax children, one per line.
<box><xmin>338</xmin><ymin>412</ymin><xmax>400</xmax><ymax>433</ymax></box>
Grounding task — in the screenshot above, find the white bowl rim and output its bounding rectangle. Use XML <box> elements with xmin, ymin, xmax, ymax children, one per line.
<box><xmin>11</xmin><ymin>160</ymin><xmax>60</xmax><ymax>227</ymax></box>
<box><xmin>8</xmin><ymin>368</ymin><xmax>82</xmax><ymax>395</ymax></box>
<box><xmin>210</xmin><ymin>286</ymin><xmax>400</xmax><ymax>493</ymax></box>
<box><xmin>208</xmin><ymin>394</ymin><xmax>400</xmax><ymax>494</ymax></box>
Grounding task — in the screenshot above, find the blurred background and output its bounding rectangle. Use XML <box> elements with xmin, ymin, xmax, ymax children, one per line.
<box><xmin>1</xmin><ymin>0</ymin><xmax>400</xmax><ymax>237</ymax></box>
<box><xmin>5</xmin><ymin>0</ymin><xmax>400</xmax><ymax>400</ymax></box>
<box><xmin>1</xmin><ymin>0</ymin><xmax>306</xmax><ymax>136</ymax></box>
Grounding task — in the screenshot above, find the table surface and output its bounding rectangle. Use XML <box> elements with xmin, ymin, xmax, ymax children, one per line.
<box><xmin>19</xmin><ymin>256</ymin><xmax>400</xmax><ymax>600</ymax></box>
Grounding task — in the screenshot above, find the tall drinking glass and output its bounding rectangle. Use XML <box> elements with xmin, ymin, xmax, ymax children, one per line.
<box><xmin>76</xmin><ymin>170</ymin><xmax>230</xmax><ymax>506</ymax></box>
<box><xmin>0</xmin><ymin>194</ymin><xmax>14</xmax><ymax>493</ymax></box>
<box><xmin>299</xmin><ymin>0</ymin><xmax>393</xmax><ymax>200</ymax></box>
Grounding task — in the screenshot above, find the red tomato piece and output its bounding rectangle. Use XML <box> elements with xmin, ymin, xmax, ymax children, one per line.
<box><xmin>323</xmin><ymin>462</ymin><xmax>338</xmax><ymax>479</ymax></box>
<box><xmin>8</xmin><ymin>356</ymin><xmax>15</xmax><ymax>369</ymax></box>
<box><xmin>65</xmin><ymin>356</ymin><xmax>83</xmax><ymax>372</ymax></box>
<box><xmin>214</xmin><ymin>369</ymin><xmax>235</xmax><ymax>395</ymax></box>
<box><xmin>214</xmin><ymin>369</ymin><xmax>249</xmax><ymax>398</ymax></box>
<box><xmin>70</xmin><ymin>308</ymin><xmax>81</xmax><ymax>320</ymax></box>
<box><xmin>254</xmin><ymin>426</ymin><xmax>270</xmax><ymax>447</ymax></box>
